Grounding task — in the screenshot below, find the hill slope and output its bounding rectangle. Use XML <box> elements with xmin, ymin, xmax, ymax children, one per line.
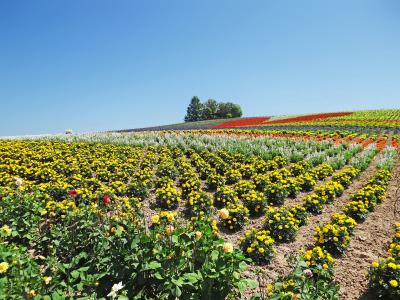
<box><xmin>116</xmin><ymin>109</ymin><xmax>400</xmax><ymax>132</ymax></box>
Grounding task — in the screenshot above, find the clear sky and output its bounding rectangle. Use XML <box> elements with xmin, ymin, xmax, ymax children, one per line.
<box><xmin>1</xmin><ymin>0</ymin><xmax>399</xmax><ymax>135</ymax></box>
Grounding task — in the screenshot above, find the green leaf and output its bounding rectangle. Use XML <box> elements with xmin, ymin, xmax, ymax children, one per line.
<box><xmin>171</xmin><ymin>278</ymin><xmax>184</xmax><ymax>287</ymax></box>
<box><xmin>183</xmin><ymin>272</ymin><xmax>199</xmax><ymax>284</ymax></box>
<box><xmin>71</xmin><ymin>270</ymin><xmax>80</xmax><ymax>279</ymax></box>
<box><xmin>237</xmin><ymin>281</ymin><xmax>246</xmax><ymax>294</ymax></box>
<box><xmin>238</xmin><ymin>261</ymin><xmax>247</xmax><ymax>271</ymax></box>
<box><xmin>211</xmin><ymin>250</ymin><xmax>219</xmax><ymax>261</ymax></box>
<box><xmin>171</xmin><ymin>235</ymin><xmax>179</xmax><ymax>244</ymax></box>
<box><xmin>143</xmin><ymin>261</ymin><xmax>161</xmax><ymax>270</ymax></box>
<box><xmin>298</xmin><ymin>260</ymin><xmax>308</xmax><ymax>268</ymax></box>
<box><xmin>246</xmin><ymin>279</ymin><xmax>258</xmax><ymax>289</ymax></box>
<box><xmin>173</xmin><ymin>285</ymin><xmax>182</xmax><ymax>297</ymax></box>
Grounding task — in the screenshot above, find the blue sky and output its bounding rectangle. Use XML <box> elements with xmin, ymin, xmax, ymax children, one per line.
<box><xmin>1</xmin><ymin>0</ymin><xmax>399</xmax><ymax>135</ymax></box>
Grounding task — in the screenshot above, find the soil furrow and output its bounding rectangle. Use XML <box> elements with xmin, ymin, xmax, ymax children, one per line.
<box><xmin>333</xmin><ymin>160</ymin><xmax>400</xmax><ymax>300</ymax></box>
<box><xmin>258</xmin><ymin>153</ymin><xmax>381</xmax><ymax>286</ymax></box>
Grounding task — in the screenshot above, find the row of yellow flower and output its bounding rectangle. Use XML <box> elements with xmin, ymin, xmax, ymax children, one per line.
<box><xmin>314</xmin><ymin>169</ymin><xmax>392</xmax><ymax>255</ymax></box>
<box><xmin>369</xmin><ymin>224</ymin><xmax>400</xmax><ymax>298</ymax></box>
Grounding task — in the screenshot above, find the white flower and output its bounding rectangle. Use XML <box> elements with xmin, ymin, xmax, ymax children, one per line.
<box><xmin>223</xmin><ymin>242</ymin><xmax>233</xmax><ymax>253</ymax></box>
<box><xmin>107</xmin><ymin>281</ymin><xmax>124</xmax><ymax>298</ymax></box>
<box><xmin>303</xmin><ymin>269</ymin><xmax>313</xmax><ymax>277</ymax></box>
<box><xmin>13</xmin><ymin>177</ymin><xmax>23</xmax><ymax>186</ymax></box>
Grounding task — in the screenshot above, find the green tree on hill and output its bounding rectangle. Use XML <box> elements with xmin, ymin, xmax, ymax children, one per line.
<box><xmin>184</xmin><ymin>96</ymin><xmax>204</xmax><ymax>122</ymax></box>
<box><xmin>184</xmin><ymin>97</ymin><xmax>243</xmax><ymax>122</ymax></box>
<box><xmin>216</xmin><ymin>102</ymin><xmax>242</xmax><ymax>119</ymax></box>
<box><xmin>202</xmin><ymin>99</ymin><xmax>219</xmax><ymax>120</ymax></box>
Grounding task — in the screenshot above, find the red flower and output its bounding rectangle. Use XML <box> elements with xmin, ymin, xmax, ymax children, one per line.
<box><xmin>68</xmin><ymin>189</ymin><xmax>78</xmax><ymax>198</ymax></box>
<box><xmin>102</xmin><ymin>194</ymin><xmax>111</xmax><ymax>204</ymax></box>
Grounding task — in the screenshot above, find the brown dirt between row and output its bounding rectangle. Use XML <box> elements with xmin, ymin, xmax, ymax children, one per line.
<box><xmin>254</xmin><ymin>151</ymin><xmax>382</xmax><ymax>288</ymax></box>
<box><xmin>333</xmin><ymin>159</ymin><xmax>400</xmax><ymax>300</ymax></box>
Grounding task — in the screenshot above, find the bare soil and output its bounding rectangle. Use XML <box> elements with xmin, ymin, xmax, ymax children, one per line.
<box><xmin>257</xmin><ymin>153</ymin><xmax>382</xmax><ymax>287</ymax></box>
<box><xmin>333</xmin><ymin>160</ymin><xmax>400</xmax><ymax>300</ymax></box>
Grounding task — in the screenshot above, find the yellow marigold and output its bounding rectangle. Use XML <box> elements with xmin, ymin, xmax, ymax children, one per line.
<box><xmin>0</xmin><ymin>225</ymin><xmax>12</xmax><ymax>237</ymax></box>
<box><xmin>167</xmin><ymin>213</ymin><xmax>175</xmax><ymax>222</ymax></box>
<box><xmin>371</xmin><ymin>261</ymin><xmax>379</xmax><ymax>268</ymax></box>
<box><xmin>0</xmin><ymin>262</ymin><xmax>9</xmax><ymax>273</ymax></box>
<box><xmin>388</xmin><ymin>262</ymin><xmax>396</xmax><ymax>269</ymax></box>
<box><xmin>389</xmin><ymin>279</ymin><xmax>398</xmax><ymax>288</ymax></box>
<box><xmin>151</xmin><ymin>215</ymin><xmax>160</xmax><ymax>224</ymax></box>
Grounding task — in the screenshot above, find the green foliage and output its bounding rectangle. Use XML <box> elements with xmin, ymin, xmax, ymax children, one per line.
<box><xmin>0</xmin><ymin>242</ymin><xmax>43</xmax><ymax>299</ymax></box>
<box><xmin>184</xmin><ymin>96</ymin><xmax>204</xmax><ymax>122</ymax></box>
<box><xmin>368</xmin><ymin>224</ymin><xmax>400</xmax><ymax>299</ymax></box>
<box><xmin>0</xmin><ymin>192</ymin><xmax>256</xmax><ymax>299</ymax></box>
<box><xmin>184</xmin><ymin>97</ymin><xmax>243</xmax><ymax>122</ymax></box>
<box><xmin>258</xmin><ymin>249</ymin><xmax>339</xmax><ymax>300</ymax></box>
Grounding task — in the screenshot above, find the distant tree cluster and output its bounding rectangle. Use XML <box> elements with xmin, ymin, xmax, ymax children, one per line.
<box><xmin>184</xmin><ymin>96</ymin><xmax>243</xmax><ymax>122</ymax></box>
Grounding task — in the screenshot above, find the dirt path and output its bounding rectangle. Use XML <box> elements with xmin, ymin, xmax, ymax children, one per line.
<box><xmin>258</xmin><ymin>153</ymin><xmax>381</xmax><ymax>286</ymax></box>
<box><xmin>333</xmin><ymin>160</ymin><xmax>400</xmax><ymax>300</ymax></box>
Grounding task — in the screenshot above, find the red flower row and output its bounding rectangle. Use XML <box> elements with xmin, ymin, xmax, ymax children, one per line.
<box><xmin>212</xmin><ymin>117</ymin><xmax>270</xmax><ymax>128</ymax></box>
<box><xmin>264</xmin><ymin>112</ymin><xmax>353</xmax><ymax>124</ymax></box>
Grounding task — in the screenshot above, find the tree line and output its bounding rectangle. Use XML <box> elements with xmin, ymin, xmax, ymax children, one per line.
<box><xmin>184</xmin><ymin>96</ymin><xmax>243</xmax><ymax>122</ymax></box>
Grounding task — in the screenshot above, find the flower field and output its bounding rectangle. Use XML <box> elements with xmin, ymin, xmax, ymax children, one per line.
<box><xmin>123</xmin><ymin>109</ymin><xmax>400</xmax><ymax>132</ymax></box>
<box><xmin>0</xmin><ymin>122</ymin><xmax>399</xmax><ymax>299</ymax></box>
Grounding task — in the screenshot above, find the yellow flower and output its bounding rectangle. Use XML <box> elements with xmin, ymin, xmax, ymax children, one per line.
<box><xmin>388</xmin><ymin>262</ymin><xmax>396</xmax><ymax>269</ymax></box>
<box><xmin>151</xmin><ymin>215</ymin><xmax>160</xmax><ymax>224</ymax></box>
<box><xmin>0</xmin><ymin>225</ymin><xmax>12</xmax><ymax>237</ymax></box>
<box><xmin>0</xmin><ymin>262</ymin><xmax>9</xmax><ymax>273</ymax></box>
<box><xmin>371</xmin><ymin>261</ymin><xmax>379</xmax><ymax>268</ymax></box>
<box><xmin>165</xmin><ymin>225</ymin><xmax>175</xmax><ymax>236</ymax></box>
<box><xmin>195</xmin><ymin>231</ymin><xmax>202</xmax><ymax>240</ymax></box>
<box><xmin>258</xmin><ymin>247</ymin><xmax>265</xmax><ymax>253</ymax></box>
<box><xmin>43</xmin><ymin>276</ymin><xmax>52</xmax><ymax>285</ymax></box>
<box><xmin>219</xmin><ymin>208</ymin><xmax>229</xmax><ymax>220</ymax></box>
<box><xmin>28</xmin><ymin>290</ymin><xmax>36</xmax><ymax>297</ymax></box>
<box><xmin>223</xmin><ymin>242</ymin><xmax>233</xmax><ymax>253</ymax></box>
<box><xmin>389</xmin><ymin>279</ymin><xmax>398</xmax><ymax>288</ymax></box>
<box><xmin>322</xmin><ymin>263</ymin><xmax>328</xmax><ymax>269</ymax></box>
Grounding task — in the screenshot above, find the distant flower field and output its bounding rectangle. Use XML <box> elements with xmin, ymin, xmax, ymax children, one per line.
<box><xmin>119</xmin><ymin>109</ymin><xmax>400</xmax><ymax>133</ymax></box>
